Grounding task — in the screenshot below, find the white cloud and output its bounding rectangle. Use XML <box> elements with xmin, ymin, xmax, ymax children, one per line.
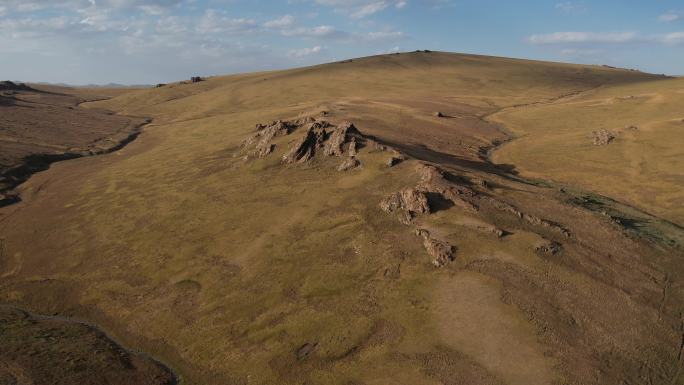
<box><xmin>528</xmin><ymin>31</ymin><xmax>684</xmax><ymax>47</ymax></box>
<box><xmin>195</xmin><ymin>10</ymin><xmax>257</xmax><ymax>34</ymax></box>
<box><xmin>559</xmin><ymin>48</ymin><xmax>602</xmax><ymax>56</ymax></box>
<box><xmin>659</xmin><ymin>12</ymin><xmax>681</xmax><ymax>23</ymax></box>
<box><xmin>350</xmin><ymin>1</ymin><xmax>388</xmax><ymax>18</ymax></box>
<box><xmin>313</xmin><ymin>0</ymin><xmax>406</xmax><ymax>18</ymax></box>
<box><xmin>264</xmin><ymin>14</ymin><xmax>295</xmax><ymax>29</ymax></box>
<box><xmin>555</xmin><ymin>2</ymin><xmax>586</xmax><ymax>14</ymax></box>
<box><xmin>0</xmin><ymin>0</ymin><xmax>412</xmax><ymax>83</ymax></box>
<box><xmin>138</xmin><ymin>4</ymin><xmax>167</xmax><ymax>16</ymax></box>
<box><xmin>365</xmin><ymin>31</ymin><xmax>404</xmax><ymax>41</ymax></box>
<box><xmin>0</xmin><ymin>16</ymin><xmax>74</xmax><ymax>38</ymax></box>
<box><xmin>281</xmin><ymin>25</ymin><xmax>346</xmax><ymax>39</ymax></box>
<box><xmin>528</xmin><ymin>31</ymin><xmax>638</xmax><ymax>45</ymax></box>
<box><xmin>288</xmin><ymin>45</ymin><xmax>323</xmax><ymax>57</ymax></box>
<box><xmin>661</xmin><ymin>31</ymin><xmax>684</xmax><ymax>44</ymax></box>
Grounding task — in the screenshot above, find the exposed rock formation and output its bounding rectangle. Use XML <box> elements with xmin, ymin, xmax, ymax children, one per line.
<box><xmin>337</xmin><ymin>157</ymin><xmax>361</xmax><ymax>171</ymax></box>
<box><xmin>379</xmin><ymin>188</ymin><xmax>430</xmax><ymax>216</ymax></box>
<box><xmin>242</xmin><ymin>120</ymin><xmax>296</xmax><ymax>158</ymax></box>
<box><xmin>283</xmin><ymin>121</ymin><xmax>330</xmax><ymax>163</ymax></box>
<box><xmin>592</xmin><ymin>129</ymin><xmax>615</xmax><ymax>145</ymax></box>
<box><xmin>324</xmin><ymin>121</ymin><xmax>359</xmax><ymax>156</ymax></box>
<box><xmin>387</xmin><ymin>152</ymin><xmax>406</xmax><ymax>167</ymax></box>
<box><xmin>534</xmin><ymin>240</ymin><xmax>561</xmax><ymax>256</ymax></box>
<box><xmin>415</xmin><ymin>229</ymin><xmax>454</xmax><ymax>267</ymax></box>
<box><xmin>348</xmin><ymin>138</ymin><xmax>358</xmax><ymax>157</ymax></box>
<box><xmin>416</xmin><ymin>164</ymin><xmax>479</xmax><ymax>212</ymax></box>
<box><xmin>243</xmin><ymin>118</ymin><xmax>369</xmax><ymax>171</ymax></box>
<box><xmin>434</xmin><ymin>111</ymin><xmax>446</xmax><ymax>118</ymax></box>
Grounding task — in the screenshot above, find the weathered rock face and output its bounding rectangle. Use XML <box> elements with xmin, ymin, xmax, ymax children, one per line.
<box><xmin>348</xmin><ymin>138</ymin><xmax>358</xmax><ymax>157</ymax></box>
<box><xmin>387</xmin><ymin>152</ymin><xmax>406</xmax><ymax>167</ymax></box>
<box><xmin>324</xmin><ymin>121</ymin><xmax>359</xmax><ymax>157</ymax></box>
<box><xmin>400</xmin><ymin>188</ymin><xmax>430</xmax><ymax>214</ymax></box>
<box><xmin>534</xmin><ymin>240</ymin><xmax>561</xmax><ymax>256</ymax></box>
<box><xmin>379</xmin><ymin>188</ymin><xmax>430</xmax><ymax>215</ymax></box>
<box><xmin>243</xmin><ymin>117</ymin><xmax>366</xmax><ymax>167</ymax></box>
<box><xmin>415</xmin><ymin>229</ymin><xmax>455</xmax><ymax>267</ymax></box>
<box><xmin>283</xmin><ymin>122</ymin><xmax>330</xmax><ymax>163</ymax></box>
<box><xmin>592</xmin><ymin>129</ymin><xmax>615</xmax><ymax>145</ymax></box>
<box><xmin>337</xmin><ymin>157</ymin><xmax>361</xmax><ymax>171</ymax></box>
<box><xmin>416</xmin><ymin>163</ymin><xmax>479</xmax><ymax>212</ymax></box>
<box><xmin>242</xmin><ymin>120</ymin><xmax>296</xmax><ymax>158</ymax></box>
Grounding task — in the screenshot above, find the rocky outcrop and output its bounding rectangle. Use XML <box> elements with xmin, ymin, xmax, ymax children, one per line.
<box><xmin>348</xmin><ymin>138</ymin><xmax>358</xmax><ymax>157</ymax></box>
<box><xmin>337</xmin><ymin>157</ymin><xmax>360</xmax><ymax>171</ymax></box>
<box><xmin>379</xmin><ymin>188</ymin><xmax>430</xmax><ymax>216</ymax></box>
<box><xmin>242</xmin><ymin>120</ymin><xmax>296</xmax><ymax>158</ymax></box>
<box><xmin>416</xmin><ymin>164</ymin><xmax>479</xmax><ymax>212</ymax></box>
<box><xmin>283</xmin><ymin>121</ymin><xmax>330</xmax><ymax>163</ymax></box>
<box><xmin>242</xmin><ymin>118</ymin><xmax>373</xmax><ymax>174</ymax></box>
<box><xmin>324</xmin><ymin>121</ymin><xmax>359</xmax><ymax>156</ymax></box>
<box><xmin>592</xmin><ymin>129</ymin><xmax>615</xmax><ymax>145</ymax></box>
<box><xmin>534</xmin><ymin>240</ymin><xmax>561</xmax><ymax>256</ymax></box>
<box><xmin>416</xmin><ymin>229</ymin><xmax>455</xmax><ymax>267</ymax></box>
<box><xmin>387</xmin><ymin>152</ymin><xmax>406</xmax><ymax>167</ymax></box>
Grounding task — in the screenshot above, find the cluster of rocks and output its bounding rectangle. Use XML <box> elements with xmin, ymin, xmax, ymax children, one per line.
<box><xmin>534</xmin><ymin>240</ymin><xmax>561</xmax><ymax>256</ymax></box>
<box><xmin>242</xmin><ymin>117</ymin><xmax>366</xmax><ymax>171</ymax></box>
<box><xmin>379</xmin><ymin>163</ymin><xmax>482</xmax><ymax>266</ymax></box>
<box><xmin>592</xmin><ymin>129</ymin><xmax>615</xmax><ymax>146</ymax></box>
<box><xmin>415</xmin><ymin>229</ymin><xmax>454</xmax><ymax>267</ymax></box>
<box><xmin>243</xmin><ymin>119</ymin><xmax>300</xmax><ymax>158</ymax></box>
<box><xmin>380</xmin><ymin>187</ymin><xmax>431</xmax><ymax>225</ymax></box>
<box><xmin>379</xmin><ymin>161</ymin><xmax>571</xmax><ymax>266</ymax></box>
<box><xmin>416</xmin><ymin>164</ymin><xmax>479</xmax><ymax>212</ymax></box>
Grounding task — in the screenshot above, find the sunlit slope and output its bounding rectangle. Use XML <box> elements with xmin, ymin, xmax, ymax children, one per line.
<box><xmin>491</xmin><ymin>76</ymin><xmax>684</xmax><ymax>226</ymax></box>
<box><xmin>93</xmin><ymin>51</ymin><xmax>660</xmax><ymax>124</ymax></box>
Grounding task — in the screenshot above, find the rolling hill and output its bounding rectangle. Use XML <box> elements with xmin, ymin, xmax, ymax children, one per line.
<box><xmin>0</xmin><ymin>51</ymin><xmax>682</xmax><ymax>385</ymax></box>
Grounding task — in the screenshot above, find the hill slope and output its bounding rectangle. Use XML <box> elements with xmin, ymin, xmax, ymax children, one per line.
<box><xmin>0</xmin><ymin>52</ymin><xmax>682</xmax><ymax>385</ymax></box>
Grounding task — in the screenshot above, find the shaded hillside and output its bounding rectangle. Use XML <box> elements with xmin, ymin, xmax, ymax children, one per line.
<box><xmin>0</xmin><ymin>83</ymin><xmax>148</xmax><ymax>205</ymax></box>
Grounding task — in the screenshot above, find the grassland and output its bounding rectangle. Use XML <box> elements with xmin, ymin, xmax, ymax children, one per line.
<box><xmin>0</xmin><ymin>82</ymin><xmax>147</xmax><ymax>206</ymax></box>
<box><xmin>0</xmin><ymin>52</ymin><xmax>682</xmax><ymax>385</ymax></box>
<box><xmin>490</xmin><ymin>76</ymin><xmax>684</xmax><ymax>226</ymax></box>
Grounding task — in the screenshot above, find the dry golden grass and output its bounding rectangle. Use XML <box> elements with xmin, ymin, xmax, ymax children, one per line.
<box><xmin>490</xmin><ymin>76</ymin><xmax>684</xmax><ymax>226</ymax></box>
<box><xmin>1</xmin><ymin>52</ymin><xmax>682</xmax><ymax>385</ymax></box>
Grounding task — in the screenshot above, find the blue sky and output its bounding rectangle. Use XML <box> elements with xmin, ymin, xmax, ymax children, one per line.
<box><xmin>0</xmin><ymin>0</ymin><xmax>682</xmax><ymax>84</ymax></box>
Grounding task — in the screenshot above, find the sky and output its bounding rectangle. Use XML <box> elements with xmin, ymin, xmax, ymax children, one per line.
<box><xmin>0</xmin><ymin>0</ymin><xmax>682</xmax><ymax>84</ymax></box>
